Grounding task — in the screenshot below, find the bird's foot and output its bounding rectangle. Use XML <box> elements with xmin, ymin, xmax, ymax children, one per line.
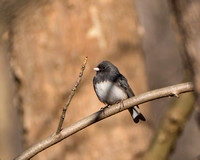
<box><xmin>100</xmin><ymin>105</ymin><xmax>109</xmax><ymax>115</ymax></box>
<box><xmin>119</xmin><ymin>100</ymin><xmax>124</xmax><ymax>111</ymax></box>
<box><xmin>100</xmin><ymin>105</ymin><xmax>109</xmax><ymax>110</ymax></box>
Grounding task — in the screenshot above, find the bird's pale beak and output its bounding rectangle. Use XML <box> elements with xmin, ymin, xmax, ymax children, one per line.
<box><xmin>93</xmin><ymin>67</ymin><xmax>100</xmax><ymax>71</ymax></box>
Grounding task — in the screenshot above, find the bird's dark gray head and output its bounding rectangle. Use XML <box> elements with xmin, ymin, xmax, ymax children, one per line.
<box><xmin>93</xmin><ymin>61</ymin><xmax>119</xmax><ymax>74</ymax></box>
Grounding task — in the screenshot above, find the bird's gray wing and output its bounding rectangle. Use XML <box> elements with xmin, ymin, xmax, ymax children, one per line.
<box><xmin>117</xmin><ymin>74</ymin><xmax>145</xmax><ymax>123</ymax></box>
<box><xmin>117</xmin><ymin>74</ymin><xmax>135</xmax><ymax>98</ymax></box>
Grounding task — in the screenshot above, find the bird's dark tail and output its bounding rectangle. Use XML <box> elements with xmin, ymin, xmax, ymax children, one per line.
<box><xmin>128</xmin><ymin>106</ymin><xmax>146</xmax><ymax>123</ymax></box>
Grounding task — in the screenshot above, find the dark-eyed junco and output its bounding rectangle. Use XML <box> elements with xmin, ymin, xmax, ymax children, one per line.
<box><xmin>93</xmin><ymin>61</ymin><xmax>145</xmax><ymax>123</ymax></box>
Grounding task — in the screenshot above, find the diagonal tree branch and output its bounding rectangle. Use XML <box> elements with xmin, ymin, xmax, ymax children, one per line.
<box><xmin>56</xmin><ymin>57</ymin><xmax>88</xmax><ymax>134</ymax></box>
<box><xmin>14</xmin><ymin>82</ymin><xmax>194</xmax><ymax>160</ymax></box>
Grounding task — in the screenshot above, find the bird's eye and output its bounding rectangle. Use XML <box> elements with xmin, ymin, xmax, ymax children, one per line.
<box><xmin>102</xmin><ymin>66</ymin><xmax>106</xmax><ymax>70</ymax></box>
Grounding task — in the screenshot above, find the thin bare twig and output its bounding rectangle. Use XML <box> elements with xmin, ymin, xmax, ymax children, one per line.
<box><xmin>14</xmin><ymin>82</ymin><xmax>194</xmax><ymax>160</ymax></box>
<box><xmin>56</xmin><ymin>57</ymin><xmax>88</xmax><ymax>134</ymax></box>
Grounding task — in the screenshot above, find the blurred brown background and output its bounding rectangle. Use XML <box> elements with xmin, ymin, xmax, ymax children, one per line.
<box><xmin>0</xmin><ymin>0</ymin><xmax>199</xmax><ymax>160</ymax></box>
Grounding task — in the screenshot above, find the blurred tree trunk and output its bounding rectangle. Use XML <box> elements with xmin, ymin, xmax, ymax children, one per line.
<box><xmin>143</xmin><ymin>92</ymin><xmax>195</xmax><ymax>160</ymax></box>
<box><xmin>0</xmin><ymin>31</ymin><xmax>23</xmax><ymax>160</ymax></box>
<box><xmin>1</xmin><ymin>0</ymin><xmax>151</xmax><ymax>160</ymax></box>
<box><xmin>169</xmin><ymin>0</ymin><xmax>200</xmax><ymax>126</ymax></box>
<box><xmin>0</xmin><ymin>3</ymin><xmax>23</xmax><ymax>159</ymax></box>
<box><xmin>142</xmin><ymin>0</ymin><xmax>200</xmax><ymax>159</ymax></box>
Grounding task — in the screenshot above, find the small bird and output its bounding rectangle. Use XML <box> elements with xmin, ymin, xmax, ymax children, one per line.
<box><xmin>93</xmin><ymin>61</ymin><xmax>145</xmax><ymax>123</ymax></box>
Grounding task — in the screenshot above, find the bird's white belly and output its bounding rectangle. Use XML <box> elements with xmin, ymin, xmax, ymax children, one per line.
<box><xmin>95</xmin><ymin>81</ymin><xmax>128</xmax><ymax>104</ymax></box>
